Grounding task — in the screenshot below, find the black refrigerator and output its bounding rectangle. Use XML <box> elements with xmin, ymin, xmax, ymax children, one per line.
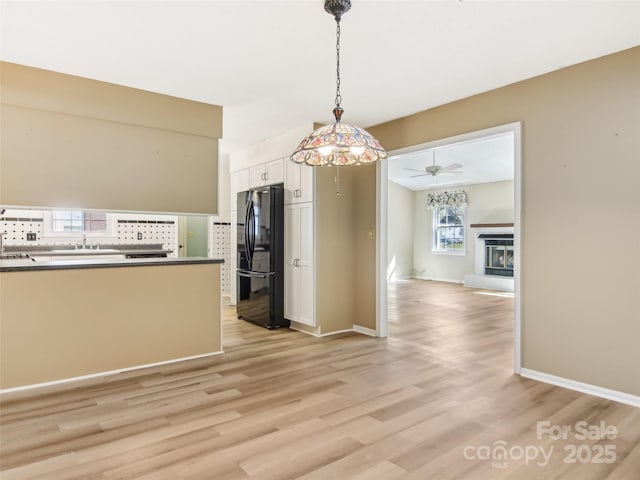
<box><xmin>236</xmin><ymin>184</ymin><xmax>288</xmax><ymax>329</ymax></box>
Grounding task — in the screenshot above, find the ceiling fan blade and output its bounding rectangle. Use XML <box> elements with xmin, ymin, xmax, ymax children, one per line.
<box><xmin>437</xmin><ymin>163</ymin><xmax>463</xmax><ymax>173</ymax></box>
<box><xmin>403</xmin><ymin>168</ymin><xmax>426</xmax><ymax>173</ymax></box>
<box><xmin>408</xmin><ymin>173</ymin><xmax>429</xmax><ymax>178</ymax></box>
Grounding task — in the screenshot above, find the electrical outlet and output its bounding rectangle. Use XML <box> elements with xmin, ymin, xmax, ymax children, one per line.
<box><xmin>26</xmin><ymin>232</ymin><xmax>37</xmax><ymax>241</ymax></box>
<box><xmin>137</xmin><ymin>232</ymin><xmax>143</xmax><ymax>240</ymax></box>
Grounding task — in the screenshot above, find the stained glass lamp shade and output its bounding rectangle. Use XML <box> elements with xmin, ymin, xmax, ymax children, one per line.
<box><xmin>290</xmin><ymin>119</ymin><xmax>388</xmax><ymax>167</ymax></box>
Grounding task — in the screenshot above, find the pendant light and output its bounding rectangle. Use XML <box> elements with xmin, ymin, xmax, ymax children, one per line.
<box><xmin>290</xmin><ymin>0</ymin><xmax>387</xmax><ymax>167</ymax></box>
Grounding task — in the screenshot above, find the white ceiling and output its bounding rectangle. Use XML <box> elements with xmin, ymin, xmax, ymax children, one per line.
<box><xmin>388</xmin><ymin>132</ymin><xmax>514</xmax><ymax>190</ymax></box>
<box><xmin>1</xmin><ymin>1</ymin><xmax>639</xmax><ymax>156</ymax></box>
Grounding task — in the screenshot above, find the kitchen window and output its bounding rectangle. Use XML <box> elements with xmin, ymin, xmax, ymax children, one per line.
<box><xmin>44</xmin><ymin>210</ymin><xmax>113</xmax><ymax>237</ymax></box>
<box><xmin>50</xmin><ymin>210</ymin><xmax>107</xmax><ymax>233</ymax></box>
<box><xmin>432</xmin><ymin>205</ymin><xmax>465</xmax><ymax>254</ymax></box>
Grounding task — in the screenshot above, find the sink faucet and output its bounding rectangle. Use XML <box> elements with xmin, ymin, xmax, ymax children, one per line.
<box><xmin>75</xmin><ymin>234</ymin><xmax>87</xmax><ymax>249</ymax></box>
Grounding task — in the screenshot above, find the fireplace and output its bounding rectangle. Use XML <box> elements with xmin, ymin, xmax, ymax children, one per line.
<box><xmin>483</xmin><ymin>235</ymin><xmax>514</xmax><ymax>277</ymax></box>
<box><xmin>464</xmin><ymin>224</ymin><xmax>515</xmax><ymax>292</ymax></box>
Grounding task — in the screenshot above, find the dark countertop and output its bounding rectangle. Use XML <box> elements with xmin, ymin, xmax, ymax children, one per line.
<box><xmin>37</xmin><ymin>248</ymin><xmax>174</xmax><ymax>257</ymax></box>
<box><xmin>0</xmin><ymin>256</ymin><xmax>224</xmax><ymax>272</ymax></box>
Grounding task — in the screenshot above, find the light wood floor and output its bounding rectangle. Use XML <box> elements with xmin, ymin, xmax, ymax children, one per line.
<box><xmin>1</xmin><ymin>280</ymin><xmax>638</xmax><ymax>479</ymax></box>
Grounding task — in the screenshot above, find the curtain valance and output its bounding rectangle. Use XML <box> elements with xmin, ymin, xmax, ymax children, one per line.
<box><xmin>426</xmin><ymin>190</ymin><xmax>468</xmax><ymax>209</ymax></box>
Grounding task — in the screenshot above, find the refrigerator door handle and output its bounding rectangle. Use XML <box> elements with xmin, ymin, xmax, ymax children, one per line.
<box><xmin>244</xmin><ymin>200</ymin><xmax>253</xmax><ymax>265</ymax></box>
<box><xmin>248</xmin><ymin>201</ymin><xmax>256</xmax><ymax>263</ymax></box>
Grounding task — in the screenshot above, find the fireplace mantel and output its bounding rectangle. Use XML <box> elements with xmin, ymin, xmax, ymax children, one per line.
<box><xmin>470</xmin><ymin>222</ymin><xmax>514</xmax><ymax>228</ymax></box>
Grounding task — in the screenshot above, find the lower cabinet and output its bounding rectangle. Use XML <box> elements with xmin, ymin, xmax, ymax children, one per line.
<box><xmin>284</xmin><ymin>202</ymin><xmax>314</xmax><ymax>326</ymax></box>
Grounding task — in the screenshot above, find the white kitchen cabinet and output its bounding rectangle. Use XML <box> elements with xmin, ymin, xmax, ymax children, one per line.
<box><xmin>285</xmin><ymin>161</ymin><xmax>314</xmax><ymax>204</ymax></box>
<box><xmin>230</xmin><ymin>169</ymin><xmax>250</xmax><ymax>206</ymax></box>
<box><xmin>284</xmin><ymin>202</ymin><xmax>314</xmax><ymax>326</ymax></box>
<box><xmin>249</xmin><ymin>158</ymin><xmax>284</xmax><ymax>188</ymax></box>
<box><xmin>266</xmin><ymin>158</ymin><xmax>285</xmax><ymax>185</ymax></box>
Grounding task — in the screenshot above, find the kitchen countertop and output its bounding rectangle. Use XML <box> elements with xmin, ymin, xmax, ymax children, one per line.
<box><xmin>0</xmin><ymin>256</ymin><xmax>224</xmax><ymax>272</ymax></box>
<box><xmin>39</xmin><ymin>248</ymin><xmax>174</xmax><ymax>257</ymax></box>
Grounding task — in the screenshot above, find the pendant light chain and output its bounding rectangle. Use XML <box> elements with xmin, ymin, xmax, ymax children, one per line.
<box><xmin>335</xmin><ymin>19</ymin><xmax>342</xmax><ymax>109</ymax></box>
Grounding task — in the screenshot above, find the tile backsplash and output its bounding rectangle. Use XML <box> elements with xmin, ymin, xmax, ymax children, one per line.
<box><xmin>114</xmin><ymin>214</ymin><xmax>178</xmax><ymax>254</ymax></box>
<box><xmin>1</xmin><ymin>210</ymin><xmax>233</xmax><ymax>296</ymax></box>
<box><xmin>0</xmin><ymin>216</ymin><xmax>44</xmax><ymax>244</ymax></box>
<box><xmin>211</xmin><ymin>221</ymin><xmax>232</xmax><ymax>296</ymax></box>
<box><xmin>1</xmin><ymin>209</ymin><xmax>178</xmax><ymax>255</ymax></box>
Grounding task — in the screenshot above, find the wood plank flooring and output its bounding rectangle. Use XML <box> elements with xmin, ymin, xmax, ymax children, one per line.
<box><xmin>1</xmin><ymin>280</ymin><xmax>638</xmax><ymax>479</ymax></box>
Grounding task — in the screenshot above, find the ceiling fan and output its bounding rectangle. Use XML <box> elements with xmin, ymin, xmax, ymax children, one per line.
<box><xmin>404</xmin><ymin>151</ymin><xmax>462</xmax><ymax>177</ymax></box>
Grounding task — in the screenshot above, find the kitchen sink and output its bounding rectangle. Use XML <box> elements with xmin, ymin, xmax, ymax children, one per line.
<box><xmin>51</xmin><ymin>249</ymin><xmax>121</xmax><ymax>254</ymax></box>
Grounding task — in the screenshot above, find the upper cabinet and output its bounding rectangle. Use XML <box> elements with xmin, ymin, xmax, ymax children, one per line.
<box><xmin>285</xmin><ymin>162</ymin><xmax>314</xmax><ymax>204</ymax></box>
<box><xmin>249</xmin><ymin>158</ymin><xmax>284</xmax><ymax>188</ymax></box>
<box><xmin>230</xmin><ymin>169</ymin><xmax>250</xmax><ymax>210</ymax></box>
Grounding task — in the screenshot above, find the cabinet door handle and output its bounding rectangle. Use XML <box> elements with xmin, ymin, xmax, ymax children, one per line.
<box><xmin>293</xmin><ymin>258</ymin><xmax>299</xmax><ymax>267</ymax></box>
<box><xmin>294</xmin><ymin>189</ymin><xmax>301</xmax><ymax>197</ymax></box>
<box><xmin>262</xmin><ymin>172</ymin><xmax>268</xmax><ymax>180</ymax></box>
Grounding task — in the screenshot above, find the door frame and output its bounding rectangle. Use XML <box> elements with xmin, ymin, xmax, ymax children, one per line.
<box><xmin>376</xmin><ymin>122</ymin><xmax>522</xmax><ymax>374</ymax></box>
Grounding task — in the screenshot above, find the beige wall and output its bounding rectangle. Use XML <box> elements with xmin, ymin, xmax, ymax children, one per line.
<box><xmin>0</xmin><ymin>62</ymin><xmax>222</xmax><ymax>214</ymax></box>
<box><xmin>0</xmin><ymin>263</ymin><xmax>221</xmax><ymax>389</ymax></box>
<box><xmin>315</xmin><ymin>167</ymin><xmax>356</xmax><ymax>334</ymax></box>
<box><xmin>413</xmin><ymin>180</ymin><xmax>514</xmax><ymax>282</ymax></box>
<box><xmin>353</xmin><ymin>165</ymin><xmax>377</xmax><ymax>330</ymax></box>
<box><xmin>388</xmin><ymin>180</ymin><xmax>414</xmax><ymax>280</ymax></box>
<box><xmin>369</xmin><ymin>47</ymin><xmax>640</xmax><ymax>396</ymax></box>
<box><xmin>314</xmin><ymin>165</ymin><xmax>378</xmax><ymax>333</ymax></box>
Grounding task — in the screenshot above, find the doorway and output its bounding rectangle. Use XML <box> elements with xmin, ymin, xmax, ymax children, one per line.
<box><xmin>178</xmin><ymin>216</ymin><xmax>210</xmax><ymax>257</ymax></box>
<box><xmin>376</xmin><ymin>122</ymin><xmax>522</xmax><ymax>373</ymax></box>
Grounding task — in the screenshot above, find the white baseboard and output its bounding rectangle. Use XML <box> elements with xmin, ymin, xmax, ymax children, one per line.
<box><xmin>289</xmin><ymin>324</ymin><xmax>357</xmax><ymax>338</ymax></box>
<box><xmin>0</xmin><ymin>351</ymin><xmax>225</xmax><ymax>395</ymax></box>
<box><xmin>353</xmin><ymin>325</ymin><xmax>377</xmax><ymax>337</ymax></box>
<box><xmin>520</xmin><ymin>368</ymin><xmax>640</xmax><ymax>408</ymax></box>
<box><xmin>411</xmin><ymin>275</ymin><xmax>464</xmax><ymax>284</ymax></box>
<box><xmin>289</xmin><ymin>322</ymin><xmax>321</xmax><ymax>337</ymax></box>
<box><xmin>319</xmin><ymin>328</ymin><xmax>355</xmax><ymax>337</ymax></box>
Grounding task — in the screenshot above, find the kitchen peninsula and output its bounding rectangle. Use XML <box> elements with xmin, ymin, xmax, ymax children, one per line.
<box><xmin>0</xmin><ymin>256</ymin><xmax>223</xmax><ymax>390</ymax></box>
<box><xmin>0</xmin><ymin>61</ymin><xmax>225</xmax><ymax>391</ymax></box>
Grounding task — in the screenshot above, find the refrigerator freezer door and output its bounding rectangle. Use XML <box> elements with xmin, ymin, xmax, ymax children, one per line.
<box><xmin>237</xmin><ymin>270</ymin><xmax>276</xmax><ymax>329</ymax></box>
